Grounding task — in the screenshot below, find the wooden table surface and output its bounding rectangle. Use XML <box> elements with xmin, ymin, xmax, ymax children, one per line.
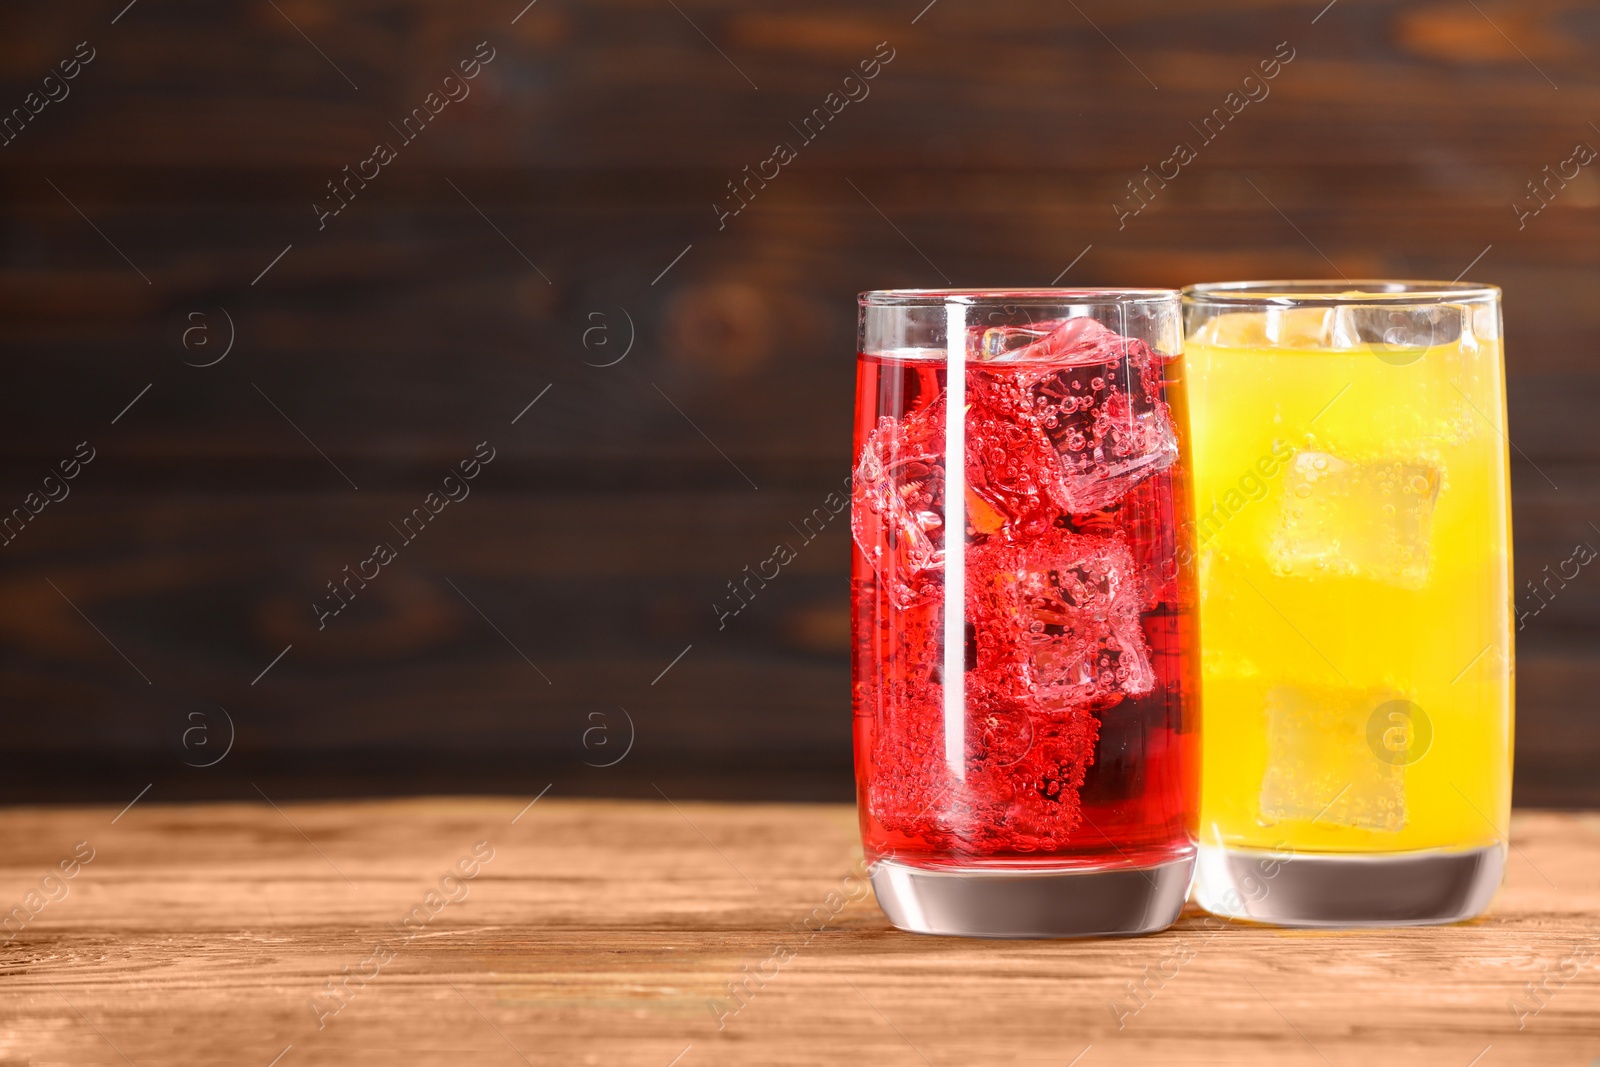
<box><xmin>2</xmin><ymin>798</ymin><xmax>1598</xmax><ymax>1066</ymax></box>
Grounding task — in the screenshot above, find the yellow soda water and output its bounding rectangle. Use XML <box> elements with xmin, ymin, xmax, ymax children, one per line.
<box><xmin>1187</xmin><ymin>304</ymin><xmax>1513</xmax><ymax>855</ymax></box>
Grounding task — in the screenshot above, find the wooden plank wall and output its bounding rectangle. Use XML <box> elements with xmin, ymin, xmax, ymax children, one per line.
<box><xmin>0</xmin><ymin>0</ymin><xmax>1596</xmax><ymax>804</ymax></box>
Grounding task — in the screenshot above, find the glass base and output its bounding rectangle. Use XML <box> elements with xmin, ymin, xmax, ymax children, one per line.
<box><xmin>1193</xmin><ymin>842</ymin><xmax>1506</xmax><ymax>927</ymax></box>
<box><xmin>869</xmin><ymin>854</ymin><xmax>1194</xmax><ymax>939</ymax></box>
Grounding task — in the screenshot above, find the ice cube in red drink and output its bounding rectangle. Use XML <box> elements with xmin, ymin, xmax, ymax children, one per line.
<box><xmin>853</xmin><ymin>380</ymin><xmax>1066</xmax><ymax>600</ymax></box>
<box><xmin>852</xmin><ymin>405</ymin><xmax>946</xmax><ymax>607</ymax></box>
<box><xmin>964</xmin><ymin>381</ymin><xmax>1064</xmax><ymax>542</ymax></box>
<box><xmin>1015</xmin><ymin>526</ymin><xmax>1156</xmax><ymax>712</ymax></box>
<box><xmin>985</xmin><ymin>318</ymin><xmax>1179</xmax><ymax>513</ymax></box>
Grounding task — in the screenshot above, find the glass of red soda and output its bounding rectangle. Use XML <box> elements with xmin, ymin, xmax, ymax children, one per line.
<box><xmin>852</xmin><ymin>289</ymin><xmax>1199</xmax><ymax>937</ymax></box>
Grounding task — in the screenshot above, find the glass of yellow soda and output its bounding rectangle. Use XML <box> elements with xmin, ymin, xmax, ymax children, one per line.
<box><xmin>1182</xmin><ymin>281</ymin><xmax>1512</xmax><ymax>925</ymax></box>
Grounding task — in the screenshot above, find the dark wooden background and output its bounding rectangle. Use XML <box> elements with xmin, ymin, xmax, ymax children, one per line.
<box><xmin>0</xmin><ymin>0</ymin><xmax>1595</xmax><ymax>806</ymax></box>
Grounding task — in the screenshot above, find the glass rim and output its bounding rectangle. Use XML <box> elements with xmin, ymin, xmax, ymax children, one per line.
<box><xmin>1182</xmin><ymin>279</ymin><xmax>1499</xmax><ymax>306</ymax></box>
<box><xmin>860</xmin><ymin>287</ymin><xmax>1178</xmax><ymax>307</ymax></box>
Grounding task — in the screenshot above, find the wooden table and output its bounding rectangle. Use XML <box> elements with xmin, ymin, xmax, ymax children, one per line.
<box><xmin>3</xmin><ymin>799</ymin><xmax>1597</xmax><ymax>1066</ymax></box>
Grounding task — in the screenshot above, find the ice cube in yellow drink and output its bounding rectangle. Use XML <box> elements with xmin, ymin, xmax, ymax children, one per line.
<box><xmin>1187</xmin><ymin>305</ymin><xmax>1513</xmax><ymax>855</ymax></box>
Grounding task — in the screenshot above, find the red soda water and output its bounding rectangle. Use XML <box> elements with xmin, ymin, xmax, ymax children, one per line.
<box><xmin>851</xmin><ymin>317</ymin><xmax>1199</xmax><ymax>869</ymax></box>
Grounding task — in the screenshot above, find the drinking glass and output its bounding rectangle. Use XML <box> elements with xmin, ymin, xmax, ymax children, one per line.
<box><xmin>852</xmin><ymin>289</ymin><xmax>1198</xmax><ymax>938</ymax></box>
<box><xmin>1184</xmin><ymin>281</ymin><xmax>1512</xmax><ymax>925</ymax></box>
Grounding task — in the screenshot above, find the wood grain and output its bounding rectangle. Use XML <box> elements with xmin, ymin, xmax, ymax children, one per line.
<box><xmin>1</xmin><ymin>798</ymin><xmax>1597</xmax><ymax>1066</ymax></box>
